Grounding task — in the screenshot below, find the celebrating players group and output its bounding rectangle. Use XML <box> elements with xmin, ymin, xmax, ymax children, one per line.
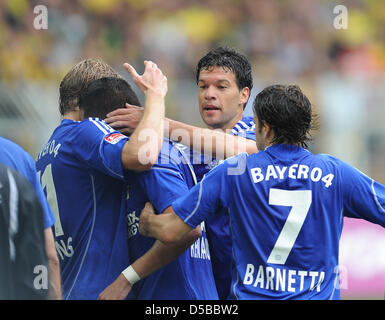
<box><xmin>1</xmin><ymin>46</ymin><xmax>384</xmax><ymax>300</ymax></box>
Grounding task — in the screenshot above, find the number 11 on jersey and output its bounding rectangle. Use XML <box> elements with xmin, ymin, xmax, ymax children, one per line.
<box><xmin>37</xmin><ymin>164</ymin><xmax>64</xmax><ymax>237</ymax></box>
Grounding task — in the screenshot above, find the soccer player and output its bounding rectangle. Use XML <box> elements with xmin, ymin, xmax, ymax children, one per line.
<box><xmin>0</xmin><ymin>137</ymin><xmax>61</xmax><ymax>299</ymax></box>
<box><xmin>105</xmin><ymin>47</ymin><xmax>257</xmax><ymax>299</ymax></box>
<box><xmin>78</xmin><ymin>77</ymin><xmax>218</xmax><ymax>299</ymax></box>
<box><xmin>36</xmin><ymin>59</ymin><xmax>167</xmax><ymax>299</ymax></box>
<box><xmin>0</xmin><ymin>164</ymin><xmax>48</xmax><ymax>300</ymax></box>
<box><xmin>139</xmin><ymin>84</ymin><xmax>385</xmax><ymax>300</ymax></box>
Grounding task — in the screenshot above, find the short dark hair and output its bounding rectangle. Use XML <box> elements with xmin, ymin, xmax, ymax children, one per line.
<box><xmin>253</xmin><ymin>85</ymin><xmax>316</xmax><ymax>148</ymax></box>
<box><xmin>196</xmin><ymin>46</ymin><xmax>253</xmax><ymax>109</ymax></box>
<box><xmin>79</xmin><ymin>77</ymin><xmax>141</xmax><ymax>119</ymax></box>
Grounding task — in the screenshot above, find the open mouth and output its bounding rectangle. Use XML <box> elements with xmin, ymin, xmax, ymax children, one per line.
<box><xmin>203</xmin><ymin>105</ymin><xmax>220</xmax><ymax>111</ymax></box>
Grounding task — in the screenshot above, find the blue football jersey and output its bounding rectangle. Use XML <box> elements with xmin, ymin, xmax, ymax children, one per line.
<box><xmin>0</xmin><ymin>137</ymin><xmax>55</xmax><ymax>229</ymax></box>
<box><xmin>190</xmin><ymin>116</ymin><xmax>256</xmax><ymax>299</ymax></box>
<box><xmin>35</xmin><ymin>118</ymin><xmax>130</xmax><ymax>300</ymax></box>
<box><xmin>191</xmin><ymin>117</ymin><xmax>256</xmax><ymax>182</ymax></box>
<box><xmin>125</xmin><ymin>139</ymin><xmax>218</xmax><ymax>300</ymax></box>
<box><xmin>172</xmin><ymin>144</ymin><xmax>385</xmax><ymax>300</ymax></box>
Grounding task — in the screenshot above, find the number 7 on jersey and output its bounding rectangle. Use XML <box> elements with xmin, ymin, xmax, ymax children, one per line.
<box><xmin>267</xmin><ymin>189</ymin><xmax>312</xmax><ymax>265</ymax></box>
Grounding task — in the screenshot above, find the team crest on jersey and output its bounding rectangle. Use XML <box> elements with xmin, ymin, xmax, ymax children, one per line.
<box><xmin>105</xmin><ymin>133</ymin><xmax>125</xmax><ymax>144</ymax></box>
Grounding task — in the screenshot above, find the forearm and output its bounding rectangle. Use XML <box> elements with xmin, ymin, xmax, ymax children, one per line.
<box><xmin>122</xmin><ymin>91</ymin><xmax>165</xmax><ymax>170</ymax></box>
<box><xmin>166</xmin><ymin>118</ymin><xmax>256</xmax><ymax>159</ymax></box>
<box><xmin>47</xmin><ymin>258</ymin><xmax>62</xmax><ymax>300</ymax></box>
<box><xmin>132</xmin><ymin>227</ymin><xmax>200</xmax><ymax>279</ymax></box>
<box><xmin>44</xmin><ymin>228</ymin><xmax>62</xmax><ymax>300</ymax></box>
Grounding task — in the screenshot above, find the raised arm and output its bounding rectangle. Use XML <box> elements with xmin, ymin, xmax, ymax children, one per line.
<box><xmin>106</xmin><ymin>106</ymin><xmax>257</xmax><ymax>160</ymax></box>
<box><xmin>166</xmin><ymin>118</ymin><xmax>257</xmax><ymax>159</ymax></box>
<box><xmin>120</xmin><ymin>61</ymin><xmax>167</xmax><ymax>171</ymax></box>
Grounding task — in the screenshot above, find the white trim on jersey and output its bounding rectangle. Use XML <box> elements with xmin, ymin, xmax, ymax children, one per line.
<box><xmin>232</xmin><ymin>118</ymin><xmax>256</xmax><ymax>136</ymax></box>
<box><xmin>150</xmin><ymin>167</ymin><xmax>184</xmax><ymax>181</ymax></box>
<box><xmin>238</xmin><ymin>120</ymin><xmax>249</xmax><ymax>129</ymax></box>
<box><xmin>372</xmin><ymin>179</ymin><xmax>385</xmax><ymax>215</ymax></box>
<box><xmin>66</xmin><ymin>174</ymin><xmax>97</xmax><ymax>300</ymax></box>
<box><xmin>88</xmin><ymin>118</ymin><xmax>114</xmax><ymax>135</ymax></box>
<box><xmin>329</xmin><ymin>272</ymin><xmax>339</xmax><ymax>300</ymax></box>
<box><xmin>233</xmin><ymin>124</ymin><xmax>244</xmax><ymax>133</ymax></box>
<box><xmin>173</xmin><ymin>142</ymin><xmax>198</xmax><ymax>185</ymax></box>
<box><xmin>184</xmin><ymin>175</ymin><xmax>206</xmax><ymax>223</ymax></box>
<box><xmin>228</xmin><ymin>207</ymin><xmax>240</xmax><ymax>300</ymax></box>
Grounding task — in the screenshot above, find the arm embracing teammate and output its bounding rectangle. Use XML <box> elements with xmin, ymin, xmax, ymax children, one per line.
<box><xmin>36</xmin><ymin>59</ymin><xmax>167</xmax><ymax>300</ymax></box>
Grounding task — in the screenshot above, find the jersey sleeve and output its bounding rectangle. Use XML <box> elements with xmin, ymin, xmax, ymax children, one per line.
<box><xmin>70</xmin><ymin>119</ymin><xmax>128</xmax><ymax>180</ymax></box>
<box><xmin>22</xmin><ymin>149</ymin><xmax>55</xmax><ymax>229</ymax></box>
<box><xmin>139</xmin><ymin>151</ymin><xmax>189</xmax><ymax>214</ymax></box>
<box><xmin>340</xmin><ymin>160</ymin><xmax>385</xmax><ymax>227</ymax></box>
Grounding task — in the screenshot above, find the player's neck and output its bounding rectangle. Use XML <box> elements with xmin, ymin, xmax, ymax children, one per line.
<box><xmin>63</xmin><ymin>109</ymin><xmax>82</xmax><ymax>121</ymax></box>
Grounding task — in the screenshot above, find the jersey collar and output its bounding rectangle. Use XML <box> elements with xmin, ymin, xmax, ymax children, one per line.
<box><xmin>264</xmin><ymin>144</ymin><xmax>311</xmax><ymax>160</ymax></box>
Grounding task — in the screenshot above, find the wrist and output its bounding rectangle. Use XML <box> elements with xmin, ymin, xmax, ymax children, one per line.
<box><xmin>121</xmin><ymin>265</ymin><xmax>141</xmax><ymax>286</ymax></box>
<box><xmin>145</xmin><ymin>88</ymin><xmax>166</xmax><ymax>100</ymax></box>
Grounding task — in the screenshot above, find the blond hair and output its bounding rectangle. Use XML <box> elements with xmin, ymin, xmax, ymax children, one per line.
<box><xmin>59</xmin><ymin>58</ymin><xmax>122</xmax><ymax>115</ymax></box>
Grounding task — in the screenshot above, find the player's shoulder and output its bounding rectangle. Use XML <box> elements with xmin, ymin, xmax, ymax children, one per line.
<box><xmin>213</xmin><ymin>152</ymin><xmax>249</xmax><ymax>173</ymax></box>
<box><xmin>147</xmin><ymin>139</ymin><xmax>188</xmax><ymax>176</ymax></box>
<box><xmin>232</xmin><ymin>116</ymin><xmax>256</xmax><ymax>136</ymax></box>
<box><xmin>79</xmin><ymin>117</ymin><xmax>115</xmax><ymax>134</ymax></box>
<box><xmin>311</xmin><ymin>152</ymin><xmax>347</xmax><ymax>169</ymax></box>
<box><xmin>238</xmin><ymin>116</ymin><xmax>256</xmax><ymax>131</ymax></box>
<box><xmin>156</xmin><ymin>139</ymin><xmax>190</xmax><ymax>166</ymax></box>
<box><xmin>0</xmin><ymin>137</ymin><xmax>29</xmax><ymax>157</ymax></box>
<box><xmin>0</xmin><ymin>164</ymin><xmax>39</xmax><ymax>203</ymax></box>
<box><xmin>73</xmin><ymin>118</ymin><xmax>128</xmax><ymax>145</ymax></box>
<box><xmin>315</xmin><ymin>152</ymin><xmax>367</xmax><ymax>177</ymax></box>
<box><xmin>0</xmin><ymin>137</ymin><xmax>35</xmax><ymax>169</ymax></box>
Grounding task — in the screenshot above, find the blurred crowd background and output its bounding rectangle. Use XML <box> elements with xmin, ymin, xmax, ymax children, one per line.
<box><xmin>0</xmin><ymin>0</ymin><xmax>384</xmax><ymax>298</ymax></box>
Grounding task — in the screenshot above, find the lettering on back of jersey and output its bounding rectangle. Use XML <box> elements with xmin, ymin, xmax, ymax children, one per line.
<box><xmin>55</xmin><ymin>237</ymin><xmax>74</xmax><ymax>260</ymax></box>
<box><xmin>243</xmin><ymin>263</ymin><xmax>325</xmax><ymax>293</ymax></box>
<box><xmin>36</xmin><ymin>139</ymin><xmax>61</xmax><ymax>161</ymax></box>
<box><xmin>250</xmin><ymin>164</ymin><xmax>335</xmax><ymax>188</ymax></box>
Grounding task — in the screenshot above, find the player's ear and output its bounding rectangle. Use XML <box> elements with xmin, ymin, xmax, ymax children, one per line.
<box><xmin>263</xmin><ymin>122</ymin><xmax>273</xmax><ymax>140</ymax></box>
<box><xmin>239</xmin><ymin>87</ymin><xmax>250</xmax><ymax>106</ymax></box>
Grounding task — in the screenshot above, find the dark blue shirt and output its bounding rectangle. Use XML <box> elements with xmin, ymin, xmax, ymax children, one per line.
<box><xmin>125</xmin><ymin>139</ymin><xmax>218</xmax><ymax>300</ymax></box>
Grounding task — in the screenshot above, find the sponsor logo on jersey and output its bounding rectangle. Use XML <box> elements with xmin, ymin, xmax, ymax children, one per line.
<box><xmin>105</xmin><ymin>133</ymin><xmax>125</xmax><ymax>144</ymax></box>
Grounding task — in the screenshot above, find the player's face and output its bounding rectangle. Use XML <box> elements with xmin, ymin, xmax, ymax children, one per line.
<box><xmin>197</xmin><ymin>66</ymin><xmax>249</xmax><ymax>131</ymax></box>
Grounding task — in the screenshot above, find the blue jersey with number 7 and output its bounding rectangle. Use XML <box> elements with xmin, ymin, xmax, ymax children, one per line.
<box><xmin>172</xmin><ymin>144</ymin><xmax>385</xmax><ymax>300</ymax></box>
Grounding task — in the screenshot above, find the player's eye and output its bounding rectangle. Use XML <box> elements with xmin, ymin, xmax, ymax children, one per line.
<box><xmin>199</xmin><ymin>85</ymin><xmax>208</xmax><ymax>89</ymax></box>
